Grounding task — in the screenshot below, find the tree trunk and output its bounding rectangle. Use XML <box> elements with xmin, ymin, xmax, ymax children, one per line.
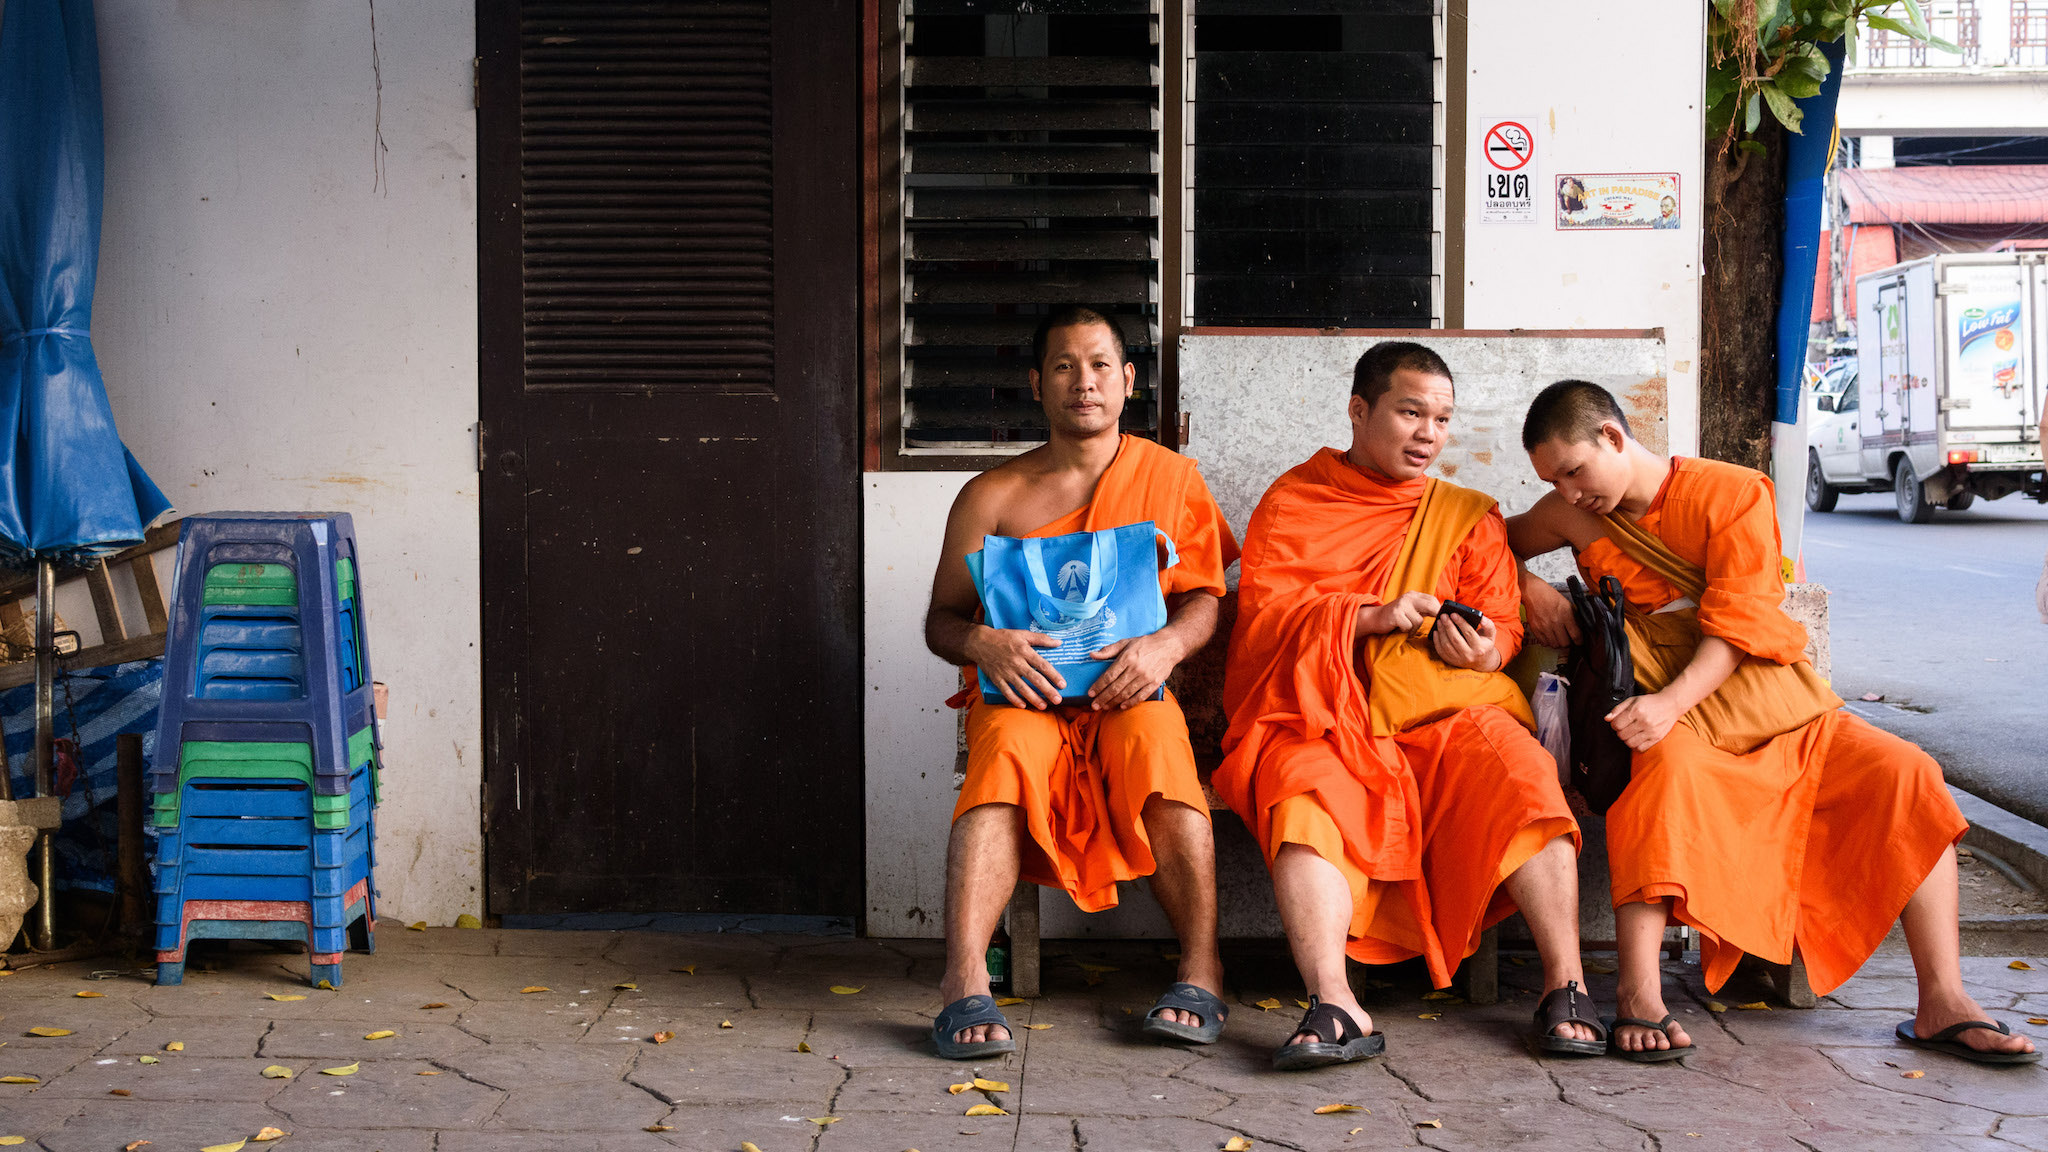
<box><xmin>1698</xmin><ymin>120</ymin><xmax>1786</xmax><ymax>472</ymax></box>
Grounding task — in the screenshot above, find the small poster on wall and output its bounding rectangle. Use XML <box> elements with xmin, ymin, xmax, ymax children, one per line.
<box><xmin>1554</xmin><ymin>173</ymin><xmax>1681</xmax><ymax>230</ymax></box>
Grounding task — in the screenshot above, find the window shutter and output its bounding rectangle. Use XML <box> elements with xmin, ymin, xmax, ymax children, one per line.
<box><xmin>519</xmin><ymin>1</ymin><xmax>775</xmax><ymax>392</ymax></box>
<box><xmin>900</xmin><ymin>0</ymin><xmax>1161</xmax><ymax>451</ymax></box>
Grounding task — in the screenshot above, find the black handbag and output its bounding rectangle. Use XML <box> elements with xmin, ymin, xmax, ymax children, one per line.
<box><xmin>1563</xmin><ymin>574</ymin><xmax>1637</xmax><ymax>814</ymax></box>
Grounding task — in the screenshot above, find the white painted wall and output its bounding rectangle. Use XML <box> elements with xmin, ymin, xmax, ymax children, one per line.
<box><xmin>1461</xmin><ymin>0</ymin><xmax>1707</xmax><ymax>455</ymax></box>
<box><xmin>90</xmin><ymin>1</ymin><xmax>481</xmax><ymax>922</ymax></box>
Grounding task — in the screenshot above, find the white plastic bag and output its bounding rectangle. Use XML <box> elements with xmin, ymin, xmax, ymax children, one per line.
<box><xmin>1534</xmin><ymin>672</ymin><xmax>1571</xmax><ymax>789</ymax></box>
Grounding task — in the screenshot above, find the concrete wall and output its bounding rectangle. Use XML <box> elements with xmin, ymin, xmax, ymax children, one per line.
<box><xmin>90</xmin><ymin>1</ymin><xmax>481</xmax><ymax>922</ymax></box>
<box><xmin>1462</xmin><ymin>0</ymin><xmax>1706</xmax><ymax>456</ymax></box>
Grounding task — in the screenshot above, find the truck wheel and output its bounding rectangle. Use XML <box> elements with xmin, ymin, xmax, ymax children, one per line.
<box><xmin>1945</xmin><ymin>487</ymin><xmax>1975</xmax><ymax>511</ymax></box>
<box><xmin>1894</xmin><ymin>458</ymin><xmax>1934</xmax><ymax>523</ymax></box>
<box><xmin>1805</xmin><ymin>450</ymin><xmax>1839</xmax><ymax>512</ymax></box>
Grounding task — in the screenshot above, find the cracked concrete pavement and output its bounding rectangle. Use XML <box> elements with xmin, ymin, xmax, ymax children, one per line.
<box><xmin>0</xmin><ymin>929</ymin><xmax>2043</xmax><ymax>1151</ymax></box>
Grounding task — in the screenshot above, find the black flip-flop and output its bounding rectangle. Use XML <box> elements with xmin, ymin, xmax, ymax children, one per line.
<box><xmin>1601</xmin><ymin>1014</ymin><xmax>1693</xmax><ymax>1063</ymax></box>
<box><xmin>1895</xmin><ymin>1018</ymin><xmax>2042</xmax><ymax>1066</ymax></box>
<box><xmin>1531</xmin><ymin>980</ymin><xmax>1607</xmax><ymax>1056</ymax></box>
<box><xmin>1272</xmin><ymin>996</ymin><xmax>1384</xmax><ymax>1071</ymax></box>
<box><xmin>1141</xmin><ymin>982</ymin><xmax>1229</xmax><ymax>1045</ymax></box>
<box><xmin>931</xmin><ymin>995</ymin><xmax>1017</xmax><ymax>1060</ymax></box>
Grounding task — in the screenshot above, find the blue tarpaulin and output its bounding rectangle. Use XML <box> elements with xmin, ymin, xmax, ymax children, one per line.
<box><xmin>1</xmin><ymin>660</ymin><xmax>162</xmax><ymax>894</ymax></box>
<box><xmin>0</xmin><ymin>0</ymin><xmax>170</xmax><ymax>564</ymax></box>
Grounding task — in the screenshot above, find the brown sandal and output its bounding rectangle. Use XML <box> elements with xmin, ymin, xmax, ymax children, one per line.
<box><xmin>1532</xmin><ymin>980</ymin><xmax>1607</xmax><ymax>1056</ymax></box>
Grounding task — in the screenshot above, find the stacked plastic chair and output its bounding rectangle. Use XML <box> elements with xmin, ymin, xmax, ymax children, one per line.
<box><xmin>151</xmin><ymin>513</ymin><xmax>382</xmax><ymax>987</ymax></box>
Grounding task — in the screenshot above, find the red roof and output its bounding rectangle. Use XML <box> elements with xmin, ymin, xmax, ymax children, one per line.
<box><xmin>1840</xmin><ymin>164</ymin><xmax>2048</xmax><ymax>226</ymax></box>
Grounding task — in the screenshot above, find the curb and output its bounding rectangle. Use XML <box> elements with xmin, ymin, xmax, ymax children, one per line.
<box><xmin>1949</xmin><ymin>785</ymin><xmax>2048</xmax><ymax>947</ymax></box>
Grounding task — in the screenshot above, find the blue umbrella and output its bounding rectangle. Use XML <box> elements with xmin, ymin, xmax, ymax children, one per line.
<box><xmin>0</xmin><ymin>0</ymin><xmax>173</xmax><ymax>947</ymax></box>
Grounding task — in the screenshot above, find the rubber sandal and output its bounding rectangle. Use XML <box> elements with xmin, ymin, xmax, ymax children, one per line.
<box><xmin>1895</xmin><ymin>1018</ymin><xmax>2042</xmax><ymax>1066</ymax></box>
<box><xmin>1140</xmin><ymin>982</ymin><xmax>1229</xmax><ymax>1045</ymax></box>
<box><xmin>1601</xmin><ymin>1014</ymin><xmax>1693</xmax><ymax>1063</ymax></box>
<box><xmin>1531</xmin><ymin>981</ymin><xmax>1607</xmax><ymax>1056</ymax></box>
<box><xmin>932</xmin><ymin>995</ymin><xmax>1018</xmax><ymax>1060</ymax></box>
<box><xmin>1271</xmin><ymin>995</ymin><xmax>1385</xmax><ymax>1071</ymax></box>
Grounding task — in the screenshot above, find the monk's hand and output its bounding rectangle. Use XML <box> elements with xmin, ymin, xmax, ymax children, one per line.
<box><xmin>1429</xmin><ymin>611</ymin><xmax>1503</xmax><ymax>672</ymax></box>
<box><xmin>1523</xmin><ymin>577</ymin><xmax>1581</xmax><ymax>649</ymax></box>
<box><xmin>1605</xmin><ymin>690</ymin><xmax>1683</xmax><ymax>751</ymax></box>
<box><xmin>1086</xmin><ymin>633</ymin><xmax>1183</xmax><ymax>711</ymax></box>
<box><xmin>1359</xmin><ymin>591</ymin><xmax>1441</xmax><ymax>637</ymax></box>
<box><xmin>965</xmin><ymin>626</ymin><xmax>1067</xmax><ymax>710</ymax></box>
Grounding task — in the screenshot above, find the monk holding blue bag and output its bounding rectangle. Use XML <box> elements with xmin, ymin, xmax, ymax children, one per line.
<box><xmin>923</xmin><ymin>305</ymin><xmax>1238</xmax><ymax>1060</ymax></box>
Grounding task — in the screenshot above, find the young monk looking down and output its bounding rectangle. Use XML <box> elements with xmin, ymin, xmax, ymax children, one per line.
<box><xmin>1510</xmin><ymin>379</ymin><xmax>2038</xmax><ymax>1065</ymax></box>
<box><xmin>1216</xmin><ymin>342</ymin><xmax>1599</xmax><ymax>1070</ymax></box>
<box><xmin>923</xmin><ymin>305</ymin><xmax>1239</xmax><ymax>1059</ymax></box>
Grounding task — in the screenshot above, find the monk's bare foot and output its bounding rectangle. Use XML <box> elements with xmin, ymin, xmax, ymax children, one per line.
<box><xmin>1916</xmin><ymin>988</ymin><xmax>2037</xmax><ymax>1057</ymax></box>
<box><xmin>938</xmin><ymin>975</ymin><xmax>1010</xmax><ymax>1046</ymax></box>
<box><xmin>1612</xmin><ymin>988</ymin><xmax>1690</xmax><ymax>1053</ymax></box>
<box><xmin>1153</xmin><ymin>951</ymin><xmax>1226</xmax><ymax>1029</ymax></box>
<box><xmin>1540</xmin><ymin>977</ymin><xmax>1601</xmax><ymax>1045</ymax></box>
<box><xmin>1286</xmin><ymin>992</ymin><xmax>1372</xmax><ymax>1045</ymax></box>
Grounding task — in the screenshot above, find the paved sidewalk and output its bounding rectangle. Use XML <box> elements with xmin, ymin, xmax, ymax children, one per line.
<box><xmin>0</xmin><ymin>930</ymin><xmax>2044</xmax><ymax>1151</ymax></box>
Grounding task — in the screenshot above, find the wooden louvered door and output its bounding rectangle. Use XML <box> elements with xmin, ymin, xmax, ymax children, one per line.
<box><xmin>478</xmin><ymin>0</ymin><xmax>861</xmax><ymax>917</ymax></box>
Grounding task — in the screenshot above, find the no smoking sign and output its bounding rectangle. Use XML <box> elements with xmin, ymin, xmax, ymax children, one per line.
<box><xmin>1478</xmin><ymin>116</ymin><xmax>1537</xmax><ymax>224</ymax></box>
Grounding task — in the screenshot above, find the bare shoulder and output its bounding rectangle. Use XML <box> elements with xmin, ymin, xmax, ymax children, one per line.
<box><xmin>1513</xmin><ymin>492</ymin><xmax>1604</xmax><ymax>553</ymax></box>
<box><xmin>952</xmin><ymin>452</ymin><xmax>1042</xmax><ymax>521</ymax></box>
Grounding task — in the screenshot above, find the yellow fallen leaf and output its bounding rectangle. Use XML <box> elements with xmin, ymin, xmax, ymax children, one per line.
<box><xmin>408</xmin><ymin>921</ymin><xmax>427</xmax><ymax>931</ymax></box>
<box><xmin>316</xmin><ymin>980</ymin><xmax>335</xmax><ymax>991</ymax></box>
<box><xmin>0</xmin><ymin>1077</ymin><xmax>36</xmax><ymax>1084</ymax></box>
<box><xmin>644</xmin><ymin>1125</ymin><xmax>673</xmax><ymax>1133</ymax></box>
<box><xmin>948</xmin><ymin>1082</ymin><xmax>973</xmax><ymax>1094</ymax></box>
<box><xmin>266</xmin><ymin>995</ymin><xmax>304</xmax><ymax>1002</ymax></box>
<box><xmin>261</xmin><ymin>1066</ymin><xmax>293</xmax><ymax>1079</ymax></box>
<box><xmin>455</xmin><ymin>914</ymin><xmax>482</xmax><ymax>929</ymax></box>
<box><xmin>1903</xmin><ymin>1069</ymin><xmax>1925</xmax><ymax>1079</ymax></box>
<box><xmin>1025</xmin><ymin>1023</ymin><xmax>1053</xmax><ymax>1030</ymax></box>
<box><xmin>1295</xmin><ymin>999</ymin><xmax>1311</xmax><ymax>1010</ymax></box>
<box><xmin>519</xmin><ymin>986</ymin><xmax>550</xmax><ymax>994</ymax></box>
<box><xmin>26</xmin><ymin>1027</ymin><xmax>72</xmax><ymax>1036</ymax></box>
<box><xmin>1121</xmin><ymin>1007</ymin><xmax>1133</xmax><ymax>1015</ymax></box>
<box><xmin>364</xmin><ymin>1030</ymin><xmax>396</xmax><ymax>1040</ymax></box>
<box><xmin>796</xmin><ymin>1041</ymin><xmax>812</xmax><ymax>1053</ymax></box>
<box><xmin>1418</xmin><ymin>1012</ymin><xmax>1442</xmax><ymax>1020</ymax></box>
<box><xmin>1349</xmin><ymin>1129</ymin><xmax>1364</xmax><ymax>1136</ymax></box>
<box><xmin>972</xmin><ymin>1077</ymin><xmax>1010</xmax><ymax>1092</ymax></box>
<box><xmin>740</xmin><ymin>1144</ymin><xmax>763</xmax><ymax>1152</ymax></box>
<box><xmin>1734</xmin><ymin>1002</ymin><xmax>1771</xmax><ymax>1011</ymax></box>
<box><xmin>1707</xmin><ymin>1001</ymin><xmax>1728</xmax><ymax>1013</ymax></box>
<box><xmin>0</xmin><ymin>1140</ymin><xmax>26</xmax><ymax>1148</ymax></box>
<box><xmin>420</xmin><ymin>1003</ymin><xmax>448</xmax><ymax>1010</ymax></box>
<box><xmin>253</xmin><ymin>1128</ymin><xmax>287</xmax><ymax>1143</ymax></box>
<box><xmin>1418</xmin><ymin>1118</ymin><xmax>1445</xmax><ymax>1128</ymax></box>
<box><xmin>1077</xmin><ymin>963</ymin><xmax>1118</xmax><ymax>974</ymax></box>
<box><xmin>808</xmin><ymin>1117</ymin><xmax>839</xmax><ymax>1125</ymax></box>
<box><xmin>672</xmin><ymin>965</ymin><xmax>697</xmax><ymax>975</ymax></box>
<box><xmin>138</xmin><ymin>1056</ymin><xmax>160</xmax><ymax>1064</ymax></box>
<box><xmin>830</xmin><ymin>985</ymin><xmax>864</xmax><ymax>995</ymax></box>
<box><xmin>652</xmin><ymin>1031</ymin><xmax>675</xmax><ymax>1044</ymax></box>
<box><xmin>1223</xmin><ymin>1138</ymin><xmax>1254</xmax><ymax>1152</ymax></box>
<box><xmin>719</xmin><ymin>1020</ymin><xmax>733</xmax><ymax>1029</ymax></box>
<box><xmin>1314</xmin><ymin>1104</ymin><xmax>1363</xmax><ymax>1114</ymax></box>
<box><xmin>1422</xmin><ymin>990</ymin><xmax>1457</xmax><ymax>1001</ymax></box>
<box><xmin>615</xmin><ymin>983</ymin><xmax>637</xmax><ymax>991</ymax></box>
<box><xmin>2028</xmin><ymin>1018</ymin><xmax>2048</xmax><ymax>1026</ymax></box>
<box><xmin>165</xmin><ymin>1042</ymin><xmax>184</xmax><ymax>1052</ymax></box>
<box><xmin>2011</xmin><ymin>960</ymin><xmax>2035</xmax><ymax>970</ymax></box>
<box><xmin>75</xmin><ymin>990</ymin><xmax>104</xmax><ymax>998</ymax></box>
<box><xmin>200</xmin><ymin>1141</ymin><xmax>246</xmax><ymax>1152</ymax></box>
<box><xmin>994</xmin><ymin>997</ymin><xmax>1026</xmax><ymax>1006</ymax></box>
<box><xmin>321</xmin><ymin>1062</ymin><xmax>359</xmax><ymax>1076</ymax></box>
<box><xmin>964</xmin><ymin>1104</ymin><xmax>1008</xmax><ymax>1117</ymax></box>
<box><xmin>418</xmin><ymin>1070</ymin><xmax>442</xmax><ymax>1076</ymax></box>
<box><xmin>124</xmin><ymin>1143</ymin><xmax>150</xmax><ymax>1151</ymax></box>
<box><xmin>1254</xmin><ymin>997</ymin><xmax>1283</xmax><ymax>1011</ymax></box>
<box><xmin>1583</xmin><ymin>959</ymin><xmax>1617</xmax><ymax>974</ymax></box>
<box><xmin>110</xmin><ymin>1088</ymin><xmax>132</xmax><ymax>1096</ymax></box>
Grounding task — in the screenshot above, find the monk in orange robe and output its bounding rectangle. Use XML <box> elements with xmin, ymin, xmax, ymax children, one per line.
<box><xmin>1511</xmin><ymin>379</ymin><xmax>2037</xmax><ymax>1065</ymax></box>
<box><xmin>1217</xmin><ymin>341</ymin><xmax>1597</xmax><ymax>1070</ymax></box>
<box><xmin>923</xmin><ymin>305</ymin><xmax>1238</xmax><ymax>1059</ymax></box>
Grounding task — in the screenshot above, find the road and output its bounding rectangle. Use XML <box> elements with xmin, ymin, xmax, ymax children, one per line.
<box><xmin>1803</xmin><ymin>490</ymin><xmax>2048</xmax><ymax>825</ymax></box>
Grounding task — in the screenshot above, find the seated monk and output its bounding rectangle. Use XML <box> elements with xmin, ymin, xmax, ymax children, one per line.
<box><xmin>1216</xmin><ymin>341</ymin><xmax>1599</xmax><ymax>1071</ymax></box>
<box><xmin>922</xmin><ymin>304</ymin><xmax>1239</xmax><ymax>1059</ymax></box>
<box><xmin>1510</xmin><ymin>379</ymin><xmax>2038</xmax><ymax>1065</ymax></box>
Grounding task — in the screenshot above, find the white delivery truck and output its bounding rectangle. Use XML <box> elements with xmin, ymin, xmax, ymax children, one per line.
<box><xmin>1808</xmin><ymin>251</ymin><xmax>2046</xmax><ymax>523</ymax></box>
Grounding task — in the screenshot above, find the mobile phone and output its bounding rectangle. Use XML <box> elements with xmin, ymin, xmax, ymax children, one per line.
<box><xmin>1437</xmin><ymin>600</ymin><xmax>1485</xmax><ymax>630</ymax></box>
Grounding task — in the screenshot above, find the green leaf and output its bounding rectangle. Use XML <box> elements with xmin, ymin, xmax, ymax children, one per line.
<box><xmin>1705</xmin><ymin>67</ymin><xmax>1742</xmax><ymax>108</ymax></box>
<box><xmin>1738</xmin><ymin>139</ymin><xmax>1768</xmax><ymax>156</ymax></box>
<box><xmin>1754</xmin><ymin>0</ymin><xmax>1785</xmax><ymax>29</ymax></box>
<box><xmin>1745</xmin><ymin>92</ymin><xmax>1763</xmax><ymax>134</ymax></box>
<box><xmin>1861</xmin><ymin>13</ymin><xmax>1916</xmax><ymax>36</ymax></box>
<box><xmin>1898</xmin><ymin>0</ymin><xmax>1930</xmax><ymax>34</ymax></box>
<box><xmin>1760</xmin><ymin>82</ymin><xmax>1805</xmax><ymax>133</ymax></box>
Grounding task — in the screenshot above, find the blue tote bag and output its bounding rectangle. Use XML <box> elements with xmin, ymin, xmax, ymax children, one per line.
<box><xmin>966</xmin><ymin>520</ymin><xmax>1179</xmax><ymax>705</ymax></box>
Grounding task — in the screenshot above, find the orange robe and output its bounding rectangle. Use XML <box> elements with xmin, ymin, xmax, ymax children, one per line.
<box><xmin>955</xmin><ymin>435</ymin><xmax>1239</xmax><ymax>912</ymax></box>
<box><xmin>1585</xmin><ymin>456</ymin><xmax>1966</xmax><ymax>995</ymax></box>
<box><xmin>1215</xmin><ymin>449</ymin><xmax>1578</xmax><ymax>986</ymax></box>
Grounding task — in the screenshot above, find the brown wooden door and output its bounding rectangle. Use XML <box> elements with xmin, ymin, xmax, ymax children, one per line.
<box><xmin>478</xmin><ymin>0</ymin><xmax>862</xmax><ymax>917</ymax></box>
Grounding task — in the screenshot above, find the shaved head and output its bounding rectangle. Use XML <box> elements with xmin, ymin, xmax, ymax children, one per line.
<box><xmin>1521</xmin><ymin>379</ymin><xmax>1632</xmax><ymax>450</ymax></box>
<box><xmin>1353</xmin><ymin>341</ymin><xmax>1452</xmax><ymax>405</ymax></box>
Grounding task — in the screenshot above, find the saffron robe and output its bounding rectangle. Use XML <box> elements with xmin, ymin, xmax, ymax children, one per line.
<box><xmin>1215</xmin><ymin>450</ymin><xmax>1578</xmax><ymax>985</ymax></box>
<box><xmin>1585</xmin><ymin>456</ymin><xmax>1966</xmax><ymax>995</ymax></box>
<box><xmin>955</xmin><ymin>435</ymin><xmax>1239</xmax><ymax>912</ymax></box>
